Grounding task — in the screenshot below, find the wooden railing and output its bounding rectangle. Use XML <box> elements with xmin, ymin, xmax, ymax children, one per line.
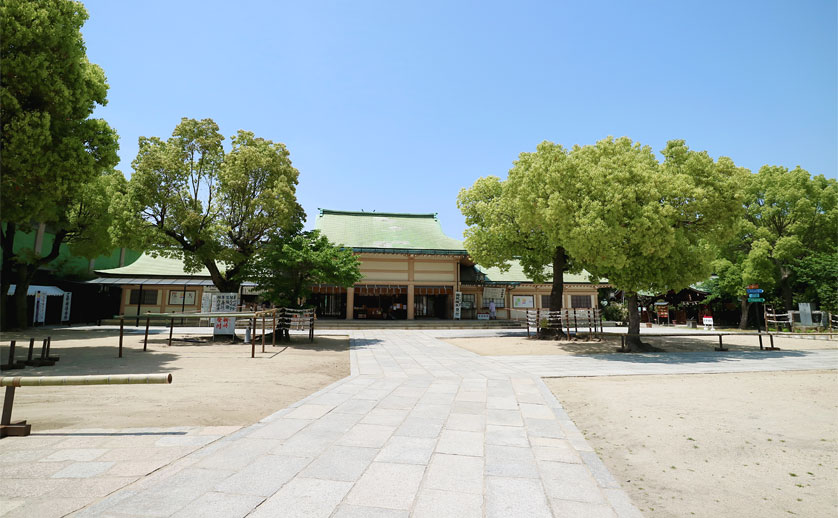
<box><xmin>525</xmin><ymin>308</ymin><xmax>601</xmax><ymax>338</ymax></box>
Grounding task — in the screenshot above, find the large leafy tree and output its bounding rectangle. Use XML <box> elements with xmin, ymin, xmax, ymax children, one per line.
<box><xmin>458</xmin><ymin>142</ymin><xmax>580</xmax><ymax>316</ymax></box>
<box><xmin>742</xmin><ymin>166</ymin><xmax>837</xmax><ymax>310</ymax></box>
<box><xmin>117</xmin><ymin>118</ymin><xmax>304</xmax><ymax>292</ymax></box>
<box><xmin>1</xmin><ymin>0</ymin><xmax>120</xmax><ymax>329</ymax></box>
<box><xmin>561</xmin><ymin>138</ymin><xmax>748</xmax><ymax>350</ymax></box>
<box><xmin>792</xmin><ymin>249</ymin><xmax>838</xmax><ymax>315</ymax></box>
<box><xmin>244</xmin><ymin>230</ymin><xmax>362</xmax><ymax>308</ymax></box>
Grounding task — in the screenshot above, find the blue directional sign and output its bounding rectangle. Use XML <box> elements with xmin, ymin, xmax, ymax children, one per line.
<box><xmin>748</xmin><ymin>297</ymin><xmax>765</xmax><ymax>303</ymax></box>
<box><xmin>746</xmin><ymin>289</ymin><xmax>763</xmax><ymax>294</ymax></box>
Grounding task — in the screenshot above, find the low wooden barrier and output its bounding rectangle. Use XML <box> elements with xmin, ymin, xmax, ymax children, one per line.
<box><xmin>1</xmin><ymin>373</ymin><xmax>172</xmax><ymax>438</ymax></box>
<box><xmin>2</xmin><ymin>338</ymin><xmax>58</xmax><ymax>371</ymax></box>
<box><xmin>526</xmin><ymin>308</ymin><xmax>602</xmax><ymax>339</ymax></box>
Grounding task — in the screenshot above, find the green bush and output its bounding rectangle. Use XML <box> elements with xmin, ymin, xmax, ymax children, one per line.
<box><xmin>602</xmin><ymin>302</ymin><xmax>627</xmax><ymax>322</ymax></box>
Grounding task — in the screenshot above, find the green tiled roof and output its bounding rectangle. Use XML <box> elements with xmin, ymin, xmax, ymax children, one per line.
<box><xmin>476</xmin><ymin>261</ymin><xmax>604</xmax><ymax>285</ymax></box>
<box><xmin>95</xmin><ymin>253</ymin><xmax>212</xmax><ymax>277</ymax></box>
<box><xmin>315</xmin><ymin>210</ymin><xmax>466</xmax><ymax>254</ymax></box>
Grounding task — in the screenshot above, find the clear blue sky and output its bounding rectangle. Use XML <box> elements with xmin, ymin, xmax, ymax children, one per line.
<box><xmin>82</xmin><ymin>0</ymin><xmax>837</xmax><ymax>240</ymax></box>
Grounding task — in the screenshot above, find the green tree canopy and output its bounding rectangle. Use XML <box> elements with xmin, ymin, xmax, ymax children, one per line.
<box><xmin>0</xmin><ymin>0</ymin><xmax>120</xmax><ymax>328</ymax></box>
<box><xmin>742</xmin><ymin>166</ymin><xmax>838</xmax><ymax>310</ymax></box>
<box><xmin>117</xmin><ymin>118</ymin><xmax>305</xmax><ymax>292</ymax></box>
<box><xmin>560</xmin><ymin>137</ymin><xmax>748</xmax><ymax>350</ymax></box>
<box><xmin>244</xmin><ymin>230</ymin><xmax>362</xmax><ymax>308</ymax></box>
<box><xmin>458</xmin><ymin>142</ymin><xmax>582</xmax><ymax>316</ymax></box>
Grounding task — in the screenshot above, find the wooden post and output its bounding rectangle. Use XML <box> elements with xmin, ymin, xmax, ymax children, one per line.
<box><xmin>143</xmin><ymin>317</ymin><xmax>150</xmax><ymax>351</ymax></box>
<box><xmin>119</xmin><ymin>318</ymin><xmax>124</xmax><ymax>358</ymax></box>
<box><xmin>168</xmin><ymin>319</ymin><xmax>174</xmax><ymax>347</ymax></box>
<box><xmin>261</xmin><ymin>315</ymin><xmax>266</xmax><ymax>353</ymax></box>
<box><xmin>272</xmin><ymin>311</ymin><xmax>277</xmax><ymax>347</ymax></box>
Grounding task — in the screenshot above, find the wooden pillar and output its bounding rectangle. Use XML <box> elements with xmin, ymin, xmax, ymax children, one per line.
<box><xmin>346</xmin><ymin>287</ymin><xmax>355</xmax><ymax>320</ymax></box>
<box><xmin>407</xmin><ymin>284</ymin><xmax>415</xmax><ymax>320</ymax></box>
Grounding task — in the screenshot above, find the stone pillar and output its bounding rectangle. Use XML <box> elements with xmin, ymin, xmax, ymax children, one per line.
<box><xmin>407</xmin><ymin>284</ymin><xmax>415</xmax><ymax>320</ymax></box>
<box><xmin>346</xmin><ymin>287</ymin><xmax>354</xmax><ymax>320</ymax></box>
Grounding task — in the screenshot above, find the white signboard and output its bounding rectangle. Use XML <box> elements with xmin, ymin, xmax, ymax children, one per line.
<box><xmin>61</xmin><ymin>292</ymin><xmax>72</xmax><ymax>322</ymax></box>
<box><xmin>169</xmin><ymin>290</ymin><xmax>196</xmax><ymax>305</ymax></box>
<box><xmin>453</xmin><ymin>291</ymin><xmax>462</xmax><ymax>320</ymax></box>
<box><xmin>702</xmin><ymin>316</ymin><xmax>715</xmax><ymax>330</ymax></box>
<box><xmin>513</xmin><ymin>295</ymin><xmax>534</xmax><ymax>309</ymax></box>
<box><xmin>483</xmin><ymin>287</ymin><xmax>505</xmax><ymax>300</ymax></box>
<box><xmin>477</xmin><ymin>313</ymin><xmax>490</xmax><ymax>320</ymax></box>
<box><xmin>33</xmin><ymin>291</ymin><xmax>47</xmax><ymax>324</ymax></box>
<box><xmin>212</xmin><ymin>293</ymin><xmax>239</xmax><ymax>336</ymax></box>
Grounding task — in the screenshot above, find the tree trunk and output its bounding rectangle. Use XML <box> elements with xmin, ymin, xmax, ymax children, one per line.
<box><xmin>549</xmin><ymin>247</ymin><xmax>567</xmax><ymax>312</ymax></box>
<box><xmin>780</xmin><ymin>267</ymin><xmax>793</xmax><ymax>311</ymax></box>
<box><xmin>624</xmin><ymin>292</ymin><xmax>657</xmax><ymax>352</ymax></box>
<box><xmin>0</xmin><ymin>222</ymin><xmax>15</xmax><ymax>331</ymax></box>
<box><xmin>205</xmin><ymin>260</ymin><xmax>241</xmax><ymax>293</ymax></box>
<box><xmin>738</xmin><ymin>297</ymin><xmax>751</xmax><ymax>330</ymax></box>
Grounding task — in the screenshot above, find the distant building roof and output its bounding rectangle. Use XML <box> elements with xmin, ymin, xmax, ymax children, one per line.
<box><xmin>315</xmin><ymin>209</ymin><xmax>467</xmax><ymax>255</ymax></box>
<box><xmin>472</xmin><ymin>261</ymin><xmax>604</xmax><ymax>285</ymax></box>
<box><xmin>95</xmin><ymin>253</ymin><xmax>212</xmax><ymax>277</ymax></box>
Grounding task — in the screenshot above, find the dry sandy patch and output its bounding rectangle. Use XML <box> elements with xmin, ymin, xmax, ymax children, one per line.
<box><xmin>546</xmin><ymin>371</ymin><xmax>838</xmax><ymax>518</ymax></box>
<box><xmin>0</xmin><ymin>328</ymin><xmax>349</xmax><ymax>431</ymax></box>
<box><xmin>445</xmin><ymin>333</ymin><xmax>837</xmax><ymax>356</ymax></box>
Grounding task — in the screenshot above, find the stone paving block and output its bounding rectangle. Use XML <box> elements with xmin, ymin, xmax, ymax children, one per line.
<box><xmin>2</xmin><ymin>496</ymin><xmax>90</xmax><ymax>518</ymax></box>
<box><xmin>450</xmin><ymin>401</ymin><xmax>485</xmax><ymax>415</ymax></box>
<box><xmin>487</xmin><ymin>408</ymin><xmax>524</xmax><ymax>426</ymax></box>
<box><xmin>1</xmin><ymin>460</ymin><xmax>73</xmax><ymax>478</ymax></box>
<box><xmin>195</xmin><ymin>437</ymin><xmax>282</xmax><ymax>470</ymax></box>
<box><xmin>412</xmin><ymin>488</ymin><xmax>482</xmax><ymax>518</ymax></box>
<box><xmin>455</xmin><ymin>391</ymin><xmax>487</xmax><ymax>402</ymax></box>
<box><xmin>484</xmin><ymin>444</ymin><xmax>539</xmax><ymax>478</ymax></box>
<box><xmin>485</xmin><ymin>424</ymin><xmax>529</xmax><ymax>447</ymax></box>
<box><xmin>110</xmin><ymin>467</ymin><xmax>234</xmax><ymax>517</ymax></box>
<box><xmin>531</xmin><ymin>438</ymin><xmax>583</xmax><ymax>464</ymax></box>
<box><xmin>354</xmin><ymin>388</ymin><xmax>394</xmax><ymax>401</ymax></box>
<box><xmin>423</xmin><ymin>453</ymin><xmax>483</xmax><ymax>495</ymax></box>
<box><xmin>214</xmin><ymin>455</ymin><xmax>310</xmax><ymax>497</ymax></box>
<box><xmin>0</xmin><ymin>478</ymin><xmax>63</xmax><ymax>498</ymax></box>
<box><xmin>378</xmin><ymin>395</ymin><xmax>420</xmax><ymax>410</ymax></box>
<box><xmin>154</xmin><ymin>434</ymin><xmax>221</xmax><ymax>448</ymax></box>
<box><xmin>520</xmin><ymin>403</ymin><xmax>556</xmax><ymax>419</ymax></box>
<box><xmin>418</xmin><ymin>392</ymin><xmax>456</xmax><ymax>405</ymax></box>
<box><xmin>40</xmin><ymin>449</ymin><xmax>108</xmax><ymax>462</ymax></box>
<box><xmin>300</xmin><ymin>445</ymin><xmax>377</xmax><ymax>481</ymax></box>
<box><xmin>284</xmin><ymin>404</ymin><xmax>335</xmax><ymax>420</ymax></box>
<box><xmin>539</xmin><ymin>460</ymin><xmax>607</xmax><ymax>504</ymax></box>
<box><xmin>345</xmin><ymin>462</ymin><xmax>425</xmax><ymax>510</ymax></box>
<box><xmin>331</xmin><ymin>505</ymin><xmax>409</xmax><ymax>518</ymax></box>
<box><xmin>485</xmin><ymin>476</ymin><xmax>552</xmax><ymax>518</ymax></box>
<box><xmin>394</xmin><ymin>417</ymin><xmax>443</xmax><ymax>438</ymax></box>
<box><xmin>435</xmin><ymin>429</ymin><xmax>484</xmax><ymax>457</ymax></box>
<box><xmin>170</xmin><ymin>491</ymin><xmax>264</xmax><ymax>518</ymax></box>
<box><xmin>307</xmin><ymin>411</ymin><xmax>364</xmax><ymax>434</ymax></box>
<box><xmin>550</xmin><ymin>498</ymin><xmax>619</xmax><ymax>518</ymax></box>
<box><xmin>409</xmin><ymin>403</ymin><xmax>451</xmax><ymax>419</ymax></box>
<box><xmin>246</xmin><ymin>418</ymin><xmax>310</xmax><ymax>440</ymax></box>
<box><xmin>375</xmin><ymin>436</ymin><xmax>436</xmax><ymax>465</ymax></box>
<box><xmin>336</xmin><ymin>423</ymin><xmax>396</xmax><ymax>448</ymax></box>
<box><xmin>361</xmin><ymin>408</ymin><xmax>410</xmax><ymax>426</ymax></box>
<box><xmin>46</xmin><ymin>476</ymin><xmax>136</xmax><ymax>499</ymax></box>
<box><xmin>51</xmin><ymin>461</ymin><xmax>116</xmax><ymax>479</ymax></box>
<box><xmin>272</xmin><ymin>429</ymin><xmax>342</xmax><ymax>457</ymax></box>
<box><xmin>486</xmin><ymin>396</ymin><xmax>520</xmax><ymax>410</ymax></box>
<box><xmin>334</xmin><ymin>397</ymin><xmax>381</xmax><ymax>414</ymax></box>
<box><xmin>105</xmin><ymin>459</ymin><xmax>171</xmax><ymax>477</ymax></box>
<box><xmin>445</xmin><ymin>412</ymin><xmax>486</xmax><ymax>432</ymax></box>
<box><xmin>249</xmin><ymin>477</ymin><xmax>353</xmax><ymax>518</ymax></box>
<box><xmin>525</xmin><ymin>418</ymin><xmax>566</xmax><ymax>439</ymax></box>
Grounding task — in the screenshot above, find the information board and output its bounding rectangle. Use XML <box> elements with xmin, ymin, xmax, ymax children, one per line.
<box><xmin>33</xmin><ymin>291</ymin><xmax>47</xmax><ymax>324</ymax></box>
<box><xmin>212</xmin><ymin>293</ymin><xmax>239</xmax><ymax>336</ymax></box>
<box><xmin>453</xmin><ymin>292</ymin><xmax>462</xmax><ymax>320</ymax></box>
<box><xmin>513</xmin><ymin>295</ymin><xmax>534</xmax><ymax>309</ymax></box>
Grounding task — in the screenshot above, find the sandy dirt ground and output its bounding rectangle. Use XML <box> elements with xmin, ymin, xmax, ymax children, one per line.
<box><xmin>0</xmin><ymin>327</ymin><xmax>349</xmax><ymax>431</ymax></box>
<box><xmin>546</xmin><ymin>371</ymin><xmax>838</xmax><ymax>518</ymax></box>
<box><xmin>445</xmin><ymin>333</ymin><xmax>838</xmax><ymax>356</ymax></box>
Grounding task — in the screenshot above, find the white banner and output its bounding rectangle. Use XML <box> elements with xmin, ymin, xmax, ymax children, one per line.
<box><xmin>61</xmin><ymin>292</ymin><xmax>72</xmax><ymax>322</ymax></box>
<box><xmin>453</xmin><ymin>291</ymin><xmax>462</xmax><ymax>320</ymax></box>
<box><xmin>34</xmin><ymin>291</ymin><xmax>47</xmax><ymax>323</ymax></box>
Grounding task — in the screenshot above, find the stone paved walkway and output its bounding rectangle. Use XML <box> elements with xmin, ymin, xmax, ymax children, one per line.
<box><xmin>4</xmin><ymin>329</ymin><xmax>834</xmax><ymax>517</ymax></box>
